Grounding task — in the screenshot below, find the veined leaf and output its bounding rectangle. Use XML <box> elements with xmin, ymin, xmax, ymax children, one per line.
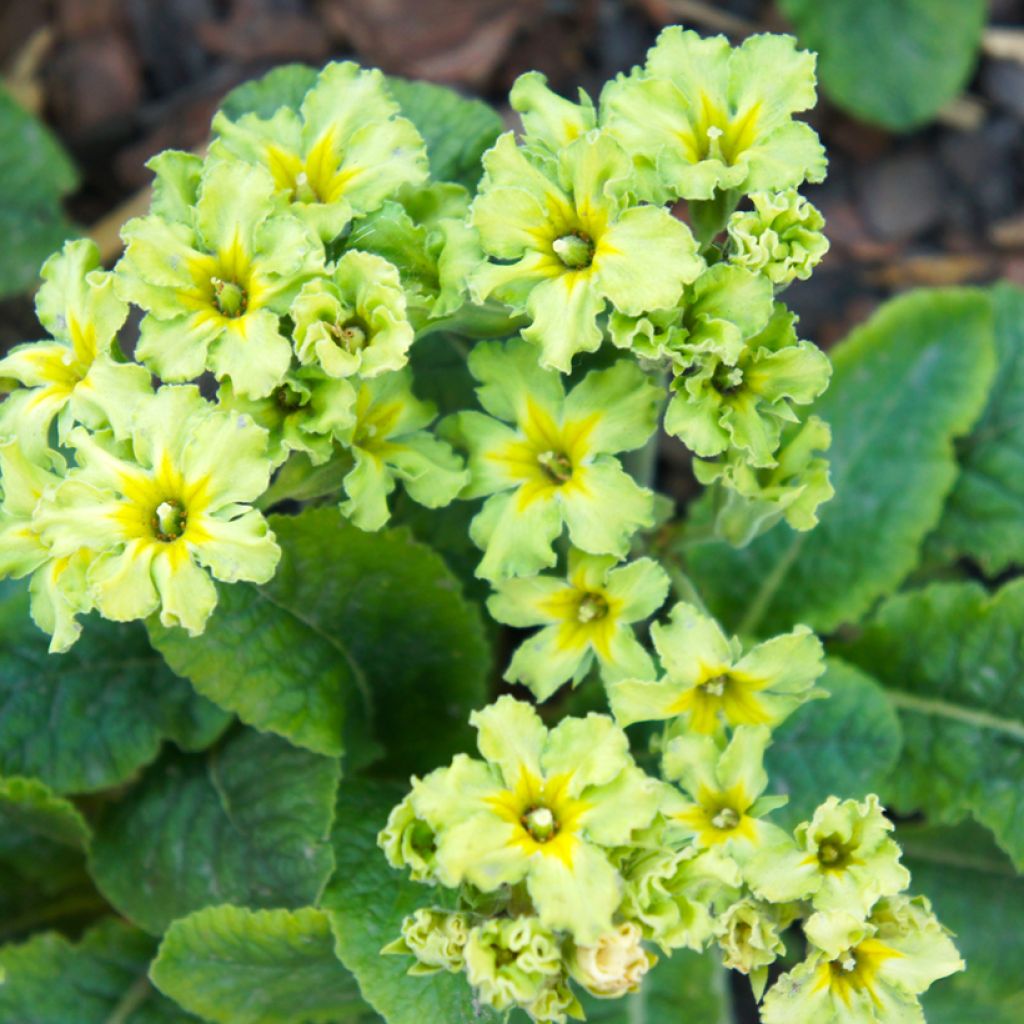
<box><xmin>89</xmin><ymin>728</ymin><xmax>340</xmax><ymax>934</ymax></box>
<box><xmin>151</xmin><ymin>906</ymin><xmax>368</xmax><ymax>1024</ymax></box>
<box><xmin>0</xmin><ymin>775</ymin><xmax>90</xmax><ymax>850</ymax></box>
<box><xmin>837</xmin><ymin>579</ymin><xmax>1024</xmax><ymax>867</ymax></box>
<box><xmin>686</xmin><ymin>289</ymin><xmax>995</xmax><ymax>636</ymax></box>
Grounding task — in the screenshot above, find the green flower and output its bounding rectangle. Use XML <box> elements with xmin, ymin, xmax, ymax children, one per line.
<box><xmin>600</xmin><ymin>29</ymin><xmax>826</xmax><ymax>203</ymax></box>
<box><xmin>660</xmin><ymin>725</ymin><xmax>789</xmax><ymax>854</ymax></box>
<box><xmin>290</xmin><ymin>250</ymin><xmax>413</xmax><ymax>379</ymax></box>
<box><xmin>524</xmin><ymin>978</ymin><xmax>584</xmax><ymax>1024</ymax></box>
<box><xmin>745</xmin><ymin>795</ymin><xmax>911</xmax><ymax>916</ymax></box>
<box><xmin>116</xmin><ymin>152</ymin><xmax>322</xmax><ymax>398</ymax></box>
<box><xmin>608</xmin><ymin>602</ymin><xmax>825</xmax><ymax>735</ymax></box>
<box><xmin>383</xmin><ymin>909</ymin><xmax>469</xmax><ymax>976</ymax></box>
<box><xmin>613</xmin><ymin>841</ymin><xmax>739</xmax><ymax>953</ymax></box>
<box><xmin>487</xmin><ymin>550</ymin><xmax>669</xmax><ymax>700</ymax></box>
<box><xmin>463</xmin><ymin>916</ymin><xmax>564</xmax><ymax>1014</ymax></box>
<box><xmin>715</xmin><ymin>898</ymin><xmax>786</xmax><ymax>998</ymax></box>
<box><xmin>0</xmin><ymin>441</ymin><xmax>92</xmax><ymax>652</ymax></box>
<box><xmin>664</xmin><ymin>303</ymin><xmax>832</xmax><ymax>468</ymax></box>
<box><xmin>378</xmin><ymin>793</ymin><xmax>438</xmax><ymax>884</ymax></box>
<box><xmin>36</xmin><ymin>386</ymin><xmax>279</xmax><ymax>635</ymax></box>
<box><xmin>211</xmin><ymin>61</ymin><xmax>427</xmax><ymax>241</ymax></box>
<box><xmin>568</xmin><ymin>921</ymin><xmax>655</xmax><ymax>999</ymax></box>
<box><xmin>510</xmin><ymin>71</ymin><xmax>596</xmax><ymax>156</ymax></box>
<box><xmin>339</xmin><ymin>370</ymin><xmax>468</xmax><ymax>531</ymax></box>
<box><xmin>469</xmin><ymin>130</ymin><xmax>702</xmax><ymax>371</ymax></box>
<box><xmin>693</xmin><ymin>414</ymin><xmax>833</xmax><ymax>546</ymax></box>
<box><xmin>408</xmin><ymin>696</ymin><xmax>663</xmax><ymax>942</ymax></box>
<box><xmin>0</xmin><ymin>239</ymin><xmax>150</xmax><ymax>457</ymax></box>
<box><xmin>727</xmin><ymin>189</ymin><xmax>829</xmax><ymax>286</ymax></box>
<box><xmin>443</xmin><ymin>340</ymin><xmax>661</xmax><ymax>582</ymax></box>
<box><xmin>761</xmin><ymin>898</ymin><xmax>963</xmax><ymax>1024</ymax></box>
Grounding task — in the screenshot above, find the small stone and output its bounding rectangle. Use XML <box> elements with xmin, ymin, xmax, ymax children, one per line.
<box><xmin>857</xmin><ymin>151</ymin><xmax>945</xmax><ymax>242</ymax></box>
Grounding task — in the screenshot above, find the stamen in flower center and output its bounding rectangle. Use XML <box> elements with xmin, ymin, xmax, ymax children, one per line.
<box><xmin>153</xmin><ymin>499</ymin><xmax>187</xmax><ymax>542</ymax></box>
<box><xmin>523</xmin><ymin>805</ymin><xmax>559</xmax><ymax>842</ymax></box>
<box><xmin>537</xmin><ymin>450</ymin><xmax>572</xmax><ymax>483</ymax></box>
<box><xmin>711</xmin><ymin>807</ymin><xmax>740</xmax><ymax>831</ymax></box>
<box><xmin>577</xmin><ymin>592</ymin><xmax>609</xmax><ymax>623</ymax></box>
<box><xmin>701</xmin><ymin>674</ymin><xmax>728</xmax><ymax>697</ymax></box>
<box><xmin>552</xmin><ymin>232</ymin><xmax>594</xmax><ymax>270</ymax></box>
<box><xmin>212</xmin><ymin>277</ymin><xmax>247</xmax><ymax>318</ymax></box>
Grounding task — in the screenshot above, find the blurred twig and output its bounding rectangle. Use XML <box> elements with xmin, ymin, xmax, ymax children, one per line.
<box><xmin>650</xmin><ymin>0</ymin><xmax>754</xmax><ymax>36</ymax></box>
<box><xmin>2</xmin><ymin>26</ymin><xmax>53</xmax><ymax>114</ymax></box>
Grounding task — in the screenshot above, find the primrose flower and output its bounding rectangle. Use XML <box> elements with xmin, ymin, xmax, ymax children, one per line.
<box><xmin>568</xmin><ymin>921</ymin><xmax>655</xmax><ymax>999</ymax></box>
<box><xmin>443</xmin><ymin>340</ymin><xmax>661</xmax><ymax>582</ymax></box>
<box><xmin>339</xmin><ymin>370</ymin><xmax>468</xmax><ymax>532</ymax></box>
<box><xmin>378</xmin><ymin>793</ymin><xmax>437</xmax><ymax>884</ymax></box>
<box><xmin>660</xmin><ymin>726</ymin><xmax>788</xmax><ymax>854</ymax></box>
<box><xmin>0</xmin><ymin>239</ymin><xmax>150</xmax><ymax>457</ymax></box>
<box><xmin>762</xmin><ymin>898</ymin><xmax>963</xmax><ymax>1024</ymax></box>
<box><xmin>487</xmin><ymin>550</ymin><xmax>670</xmax><ymax>700</ymax></box>
<box><xmin>664</xmin><ymin>303</ymin><xmax>832</xmax><ymax>468</ymax></box>
<box><xmin>116</xmin><ymin>152</ymin><xmax>322</xmax><ymax>398</ymax></box>
<box><xmin>211</xmin><ymin>61</ymin><xmax>427</xmax><ymax>241</ymax></box>
<box><xmin>290</xmin><ymin>250</ymin><xmax>413</xmax><ymax>380</ymax></box>
<box><xmin>469</xmin><ymin>130</ymin><xmax>702</xmax><ymax>372</ymax></box>
<box><xmin>745</xmin><ymin>795</ymin><xmax>911</xmax><ymax>916</ymax></box>
<box><xmin>36</xmin><ymin>386</ymin><xmax>279</xmax><ymax>635</ymax></box>
<box><xmin>510</xmin><ymin>71</ymin><xmax>596</xmax><ymax>156</ymax></box>
<box><xmin>383</xmin><ymin>909</ymin><xmax>469</xmax><ymax>976</ymax></box>
<box><xmin>406</xmin><ymin>696</ymin><xmax>664</xmax><ymax>943</ymax></box>
<box><xmin>608</xmin><ymin>602</ymin><xmax>825</xmax><ymax>735</ymax></box>
<box><xmin>600</xmin><ymin>29</ymin><xmax>826</xmax><ymax>203</ymax></box>
<box><xmin>0</xmin><ymin>441</ymin><xmax>92</xmax><ymax>652</ymax></box>
<box><xmin>727</xmin><ymin>189</ymin><xmax>829</xmax><ymax>286</ymax></box>
<box><xmin>694</xmin><ymin>414</ymin><xmax>833</xmax><ymax>545</ymax></box>
<box><xmin>715</xmin><ymin>899</ymin><xmax>786</xmax><ymax>995</ymax></box>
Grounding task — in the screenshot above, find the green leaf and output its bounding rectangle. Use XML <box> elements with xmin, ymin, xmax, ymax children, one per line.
<box><xmin>578</xmin><ymin>949</ymin><xmax>730</xmax><ymax>1023</ymax></box>
<box><xmin>0</xmin><ymin>918</ymin><xmax>198</xmax><ymax>1023</ymax></box>
<box><xmin>686</xmin><ymin>289</ymin><xmax>995</xmax><ymax>636</ymax></box>
<box><xmin>385</xmin><ymin>78</ymin><xmax>502</xmax><ymax>190</ymax></box>
<box><xmin>321</xmin><ymin>779</ymin><xmax>501</xmax><ymax>1024</ymax></box>
<box><xmin>89</xmin><ymin>728</ymin><xmax>340</xmax><ymax>934</ymax></box>
<box><xmin>0</xmin><ymin>87</ymin><xmax>78</xmax><ymax>298</ymax></box>
<box><xmin>151</xmin><ymin>906</ymin><xmax>368</xmax><ymax>1024</ymax></box>
<box><xmin>837</xmin><ymin>579</ymin><xmax>1024</xmax><ymax>867</ymax></box>
<box><xmin>0</xmin><ymin>775</ymin><xmax>90</xmax><ymax>850</ymax></box>
<box><xmin>779</xmin><ymin>0</ymin><xmax>986</xmax><ymax>131</ymax></box>
<box><xmin>219</xmin><ymin>64</ymin><xmax>318</xmax><ymax>121</ymax></box>
<box><xmin>899</xmin><ymin>823</ymin><xmax>1024</xmax><ymax>1024</ymax></box>
<box><xmin>150</xmin><ymin>508</ymin><xmax>491</xmax><ymax>774</ymax></box>
<box><xmin>932</xmin><ymin>285</ymin><xmax>1024</xmax><ymax>575</ymax></box>
<box><xmin>0</xmin><ymin>582</ymin><xmax>230</xmax><ymax>795</ymax></box>
<box><xmin>764</xmin><ymin>658</ymin><xmax>903</xmax><ymax>830</ymax></box>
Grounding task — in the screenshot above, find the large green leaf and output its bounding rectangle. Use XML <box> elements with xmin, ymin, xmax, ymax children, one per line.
<box><xmin>837</xmin><ymin>580</ymin><xmax>1024</xmax><ymax>867</ymax></box>
<box><xmin>151</xmin><ymin>906</ymin><xmax>368</xmax><ymax>1024</ymax></box>
<box><xmin>933</xmin><ymin>284</ymin><xmax>1024</xmax><ymax>575</ymax></box>
<box><xmin>900</xmin><ymin>823</ymin><xmax>1024</xmax><ymax>1024</ymax></box>
<box><xmin>322</xmin><ymin>780</ymin><xmax>501</xmax><ymax>1024</ymax></box>
<box><xmin>0</xmin><ymin>87</ymin><xmax>78</xmax><ymax>298</ymax></box>
<box><xmin>0</xmin><ymin>919</ymin><xmax>198</xmax><ymax>1023</ymax></box>
<box><xmin>150</xmin><ymin>509</ymin><xmax>490</xmax><ymax>774</ymax></box>
<box><xmin>686</xmin><ymin>289</ymin><xmax>995</xmax><ymax>636</ymax></box>
<box><xmin>0</xmin><ymin>583</ymin><xmax>230</xmax><ymax>795</ymax></box>
<box><xmin>765</xmin><ymin>658</ymin><xmax>902</xmax><ymax>830</ymax></box>
<box><xmin>0</xmin><ymin>775</ymin><xmax>90</xmax><ymax>850</ymax></box>
<box><xmin>779</xmin><ymin>0</ymin><xmax>986</xmax><ymax>131</ymax></box>
<box><xmin>89</xmin><ymin>728</ymin><xmax>340</xmax><ymax>934</ymax></box>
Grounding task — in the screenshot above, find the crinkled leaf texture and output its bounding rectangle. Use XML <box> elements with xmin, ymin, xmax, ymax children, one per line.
<box><xmin>686</xmin><ymin>289</ymin><xmax>995</xmax><ymax>636</ymax></box>
<box><xmin>322</xmin><ymin>779</ymin><xmax>502</xmax><ymax>1024</ymax></box>
<box><xmin>89</xmin><ymin>728</ymin><xmax>340</xmax><ymax>934</ymax></box>
<box><xmin>779</xmin><ymin>0</ymin><xmax>986</xmax><ymax>131</ymax></box>
<box><xmin>900</xmin><ymin>823</ymin><xmax>1024</xmax><ymax>1023</ymax></box>
<box><xmin>0</xmin><ymin>918</ymin><xmax>198</xmax><ymax>1022</ymax></box>
<box><xmin>765</xmin><ymin>658</ymin><xmax>902</xmax><ymax>830</ymax></box>
<box><xmin>933</xmin><ymin>284</ymin><xmax>1024</xmax><ymax>575</ymax></box>
<box><xmin>151</xmin><ymin>906</ymin><xmax>369</xmax><ymax>1024</ymax></box>
<box><xmin>0</xmin><ymin>775</ymin><xmax>89</xmax><ymax>850</ymax></box>
<box><xmin>150</xmin><ymin>508</ymin><xmax>490</xmax><ymax>774</ymax></box>
<box><xmin>0</xmin><ymin>86</ymin><xmax>78</xmax><ymax>298</ymax></box>
<box><xmin>0</xmin><ymin>581</ymin><xmax>230</xmax><ymax>795</ymax></box>
<box><xmin>838</xmin><ymin>579</ymin><xmax>1024</xmax><ymax>868</ymax></box>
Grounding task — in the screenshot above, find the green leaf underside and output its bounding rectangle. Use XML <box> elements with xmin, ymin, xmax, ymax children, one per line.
<box><xmin>0</xmin><ymin>87</ymin><xmax>78</xmax><ymax>299</ymax></box>
<box><xmin>837</xmin><ymin>579</ymin><xmax>1024</xmax><ymax>868</ymax></box>
<box><xmin>322</xmin><ymin>779</ymin><xmax>502</xmax><ymax>1024</ymax></box>
<box><xmin>933</xmin><ymin>284</ymin><xmax>1024</xmax><ymax>575</ymax></box>
<box><xmin>151</xmin><ymin>906</ymin><xmax>368</xmax><ymax>1024</ymax></box>
<box><xmin>899</xmin><ymin>823</ymin><xmax>1024</xmax><ymax>1024</ymax></box>
<box><xmin>0</xmin><ymin>581</ymin><xmax>230</xmax><ymax>795</ymax></box>
<box><xmin>765</xmin><ymin>658</ymin><xmax>902</xmax><ymax>830</ymax></box>
<box><xmin>0</xmin><ymin>918</ymin><xmax>198</xmax><ymax>1023</ymax></box>
<box><xmin>686</xmin><ymin>289</ymin><xmax>995</xmax><ymax>636</ymax></box>
<box><xmin>89</xmin><ymin>728</ymin><xmax>340</xmax><ymax>934</ymax></box>
<box><xmin>151</xmin><ymin>509</ymin><xmax>490</xmax><ymax>774</ymax></box>
<box><xmin>779</xmin><ymin>0</ymin><xmax>986</xmax><ymax>131</ymax></box>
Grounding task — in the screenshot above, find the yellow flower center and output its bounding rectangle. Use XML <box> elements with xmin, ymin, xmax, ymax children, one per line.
<box><xmin>816</xmin><ymin>833</ymin><xmax>856</xmax><ymax>871</ymax></box>
<box><xmin>823</xmin><ymin>939</ymin><xmax>900</xmax><ymax>1004</ymax></box>
<box><xmin>522</xmin><ymin>805</ymin><xmax>559</xmax><ymax>842</ymax></box>
<box><xmin>211</xmin><ymin>276</ymin><xmax>248</xmax><ymax>318</ymax></box>
<box><xmin>328</xmin><ymin>317</ymin><xmax>369</xmax><ymax>353</ymax></box>
<box><xmin>576</xmin><ymin>592</ymin><xmax>608</xmax><ymax>623</ymax></box>
<box><xmin>536</xmin><ymin>449</ymin><xmax>573</xmax><ymax>483</ymax></box>
<box><xmin>710</xmin><ymin>806</ymin><xmax>741</xmax><ymax>831</ymax></box>
<box><xmin>153</xmin><ymin>499</ymin><xmax>188</xmax><ymax>542</ymax></box>
<box><xmin>552</xmin><ymin>232</ymin><xmax>594</xmax><ymax>269</ymax></box>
